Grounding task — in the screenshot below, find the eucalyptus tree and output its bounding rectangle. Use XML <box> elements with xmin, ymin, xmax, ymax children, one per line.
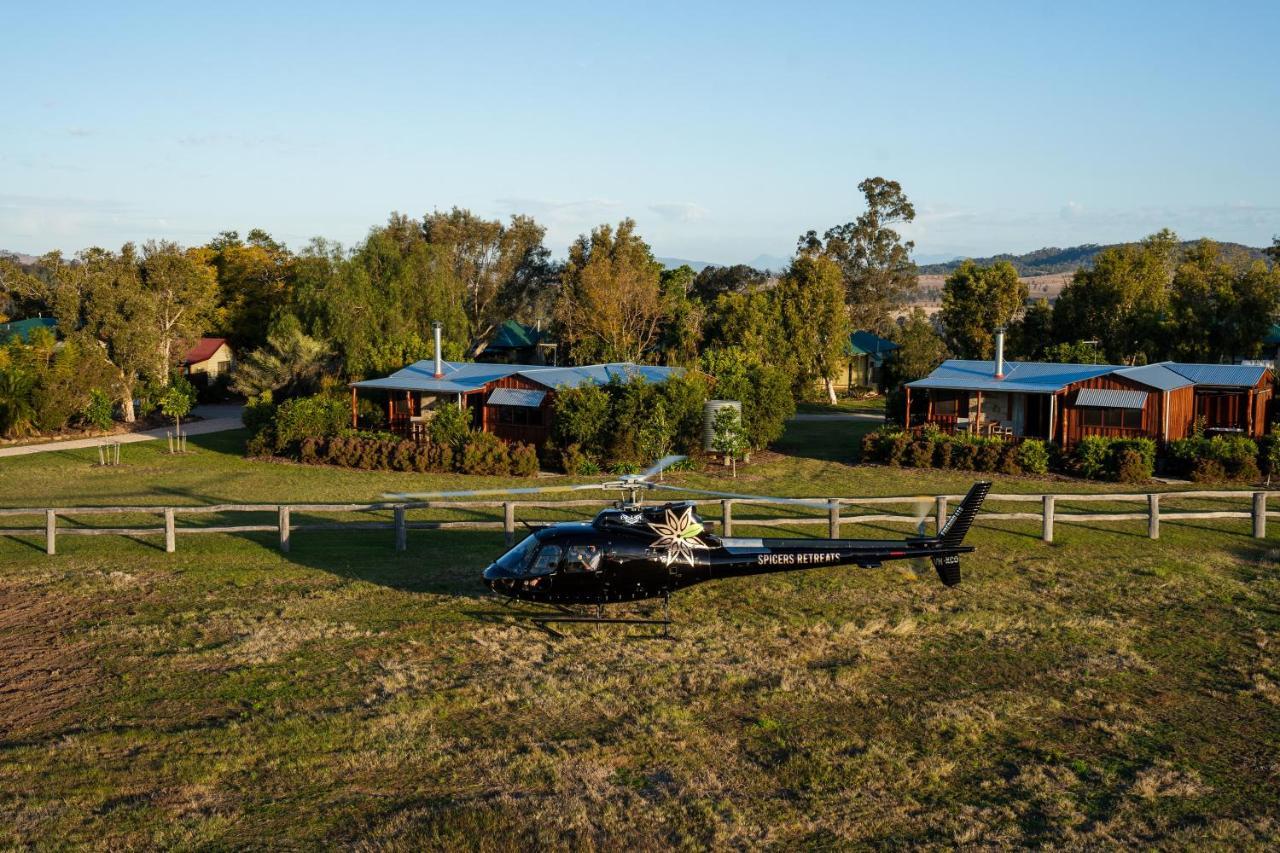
<box><xmin>555</xmin><ymin>219</ymin><xmax>666</xmax><ymax>364</ymax></box>
<box><xmin>939</xmin><ymin>260</ymin><xmax>1028</xmax><ymax>359</ymax></box>
<box><xmin>798</xmin><ymin>177</ymin><xmax>918</xmax><ymax>333</ymax></box>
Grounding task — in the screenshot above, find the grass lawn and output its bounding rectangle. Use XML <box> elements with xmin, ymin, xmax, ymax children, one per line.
<box><xmin>795</xmin><ymin>397</ymin><xmax>887</xmax><ymax>416</ymax></box>
<box><xmin>2</xmin><ymin>424</ymin><xmax>1279</xmax><ymax>846</ymax></box>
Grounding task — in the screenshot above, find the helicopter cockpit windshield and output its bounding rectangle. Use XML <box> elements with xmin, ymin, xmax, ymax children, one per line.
<box><xmin>491</xmin><ymin>536</ymin><xmax>561</xmax><ymax>578</ymax></box>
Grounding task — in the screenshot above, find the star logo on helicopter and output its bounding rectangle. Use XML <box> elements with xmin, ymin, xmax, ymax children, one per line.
<box><xmin>647</xmin><ymin>505</ymin><xmax>709</xmax><ymax>567</ymax></box>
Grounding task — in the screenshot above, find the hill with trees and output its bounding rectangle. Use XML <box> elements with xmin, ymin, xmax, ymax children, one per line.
<box><xmin>919</xmin><ymin>241</ymin><xmax>1271</xmax><ymax>276</ymax></box>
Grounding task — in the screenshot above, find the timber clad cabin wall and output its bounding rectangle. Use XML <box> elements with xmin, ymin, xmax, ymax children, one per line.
<box><xmin>482</xmin><ymin>374</ymin><xmax>555</xmax><ymax>446</ymax></box>
<box><xmin>1060</xmin><ymin>374</ymin><xmax>1163</xmax><ymax>445</ymax></box>
<box><xmin>1165</xmin><ymin>385</ymin><xmax>1195</xmax><ymax>441</ymax></box>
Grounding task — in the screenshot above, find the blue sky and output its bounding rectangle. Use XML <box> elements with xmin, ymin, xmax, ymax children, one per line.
<box><xmin>3</xmin><ymin>1</ymin><xmax>1278</xmax><ymax>265</ymax></box>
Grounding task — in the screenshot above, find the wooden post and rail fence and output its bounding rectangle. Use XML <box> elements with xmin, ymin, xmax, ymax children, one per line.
<box><xmin>0</xmin><ymin>489</ymin><xmax>1276</xmax><ymax>556</ymax></box>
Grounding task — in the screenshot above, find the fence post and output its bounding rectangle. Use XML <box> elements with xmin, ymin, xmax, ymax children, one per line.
<box><xmin>394</xmin><ymin>506</ymin><xmax>407</xmax><ymax>551</ymax></box>
<box><xmin>164</xmin><ymin>508</ymin><xmax>176</xmax><ymax>553</ymax></box>
<box><xmin>503</xmin><ymin>502</ymin><xmax>516</xmax><ymax>547</ymax></box>
<box><xmin>722</xmin><ymin>499</ymin><xmax>734</xmax><ymax>537</ymax></box>
<box><xmin>45</xmin><ymin>509</ymin><xmax>56</xmax><ymax>555</ymax></box>
<box><xmin>278</xmin><ymin>505</ymin><xmax>291</xmax><ymax>553</ymax></box>
<box><xmin>1147</xmin><ymin>494</ymin><xmax>1159</xmax><ymax>540</ymax></box>
<box><xmin>828</xmin><ymin>499</ymin><xmax>840</xmax><ymax>539</ymax></box>
<box><xmin>1253</xmin><ymin>492</ymin><xmax>1266</xmax><ymax>539</ymax></box>
<box><xmin>935</xmin><ymin>495</ymin><xmax>948</xmax><ymax>534</ymax></box>
<box><xmin>1041</xmin><ymin>495</ymin><xmax>1055</xmax><ymax>543</ymax></box>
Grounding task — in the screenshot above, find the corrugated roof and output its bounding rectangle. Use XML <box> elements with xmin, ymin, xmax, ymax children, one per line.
<box><xmin>1076</xmin><ymin>388</ymin><xmax>1148</xmax><ymax>409</ymax></box>
<box><xmin>1112</xmin><ymin>363</ymin><xmax>1195</xmax><ymax>391</ymax></box>
<box><xmin>486</xmin><ymin>388</ymin><xmax>546</xmax><ymax>407</ymax></box>
<box><xmin>184</xmin><ymin>337</ymin><xmax>229</xmax><ymax>364</ymax></box>
<box><xmin>1165</xmin><ymin>362</ymin><xmax>1269</xmax><ymax>388</ymax></box>
<box><xmin>906</xmin><ymin>359</ymin><xmax>1117</xmax><ymax>393</ymax></box>
<box><xmin>487</xmin><ymin>320</ymin><xmax>545</xmax><ymax>350</ymax></box>
<box><xmin>351</xmin><ymin>360</ymin><xmax>683</xmax><ymax>394</ymax></box>
<box><xmin>848</xmin><ymin>330</ymin><xmax>898</xmax><ymax>357</ymax></box>
<box><xmin>519</xmin><ymin>363</ymin><xmax>684</xmax><ymax>388</ymax></box>
<box><xmin>0</xmin><ymin>316</ymin><xmax>56</xmax><ymax>343</ymax></box>
<box><xmin>351</xmin><ymin>361</ymin><xmax>533</xmax><ymax>393</ymax></box>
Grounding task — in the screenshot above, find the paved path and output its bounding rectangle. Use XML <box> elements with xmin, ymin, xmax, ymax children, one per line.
<box><xmin>790</xmin><ymin>412</ymin><xmax>885</xmax><ymax>423</ymax></box>
<box><xmin>0</xmin><ymin>404</ymin><xmax>244</xmax><ymax>459</ymax></box>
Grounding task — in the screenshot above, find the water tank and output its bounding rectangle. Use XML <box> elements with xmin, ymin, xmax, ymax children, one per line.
<box><xmin>703</xmin><ymin>399</ymin><xmax>743</xmax><ymax>451</ymax></box>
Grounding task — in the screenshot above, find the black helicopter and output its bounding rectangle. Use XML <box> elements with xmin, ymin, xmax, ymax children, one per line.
<box><xmin>389</xmin><ymin>457</ymin><xmax>992</xmax><ymax>626</ymax></box>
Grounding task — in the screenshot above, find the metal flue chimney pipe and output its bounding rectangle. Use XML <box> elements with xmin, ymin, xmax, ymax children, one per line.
<box><xmin>994</xmin><ymin>327</ymin><xmax>1006</xmax><ymax>379</ymax></box>
<box><xmin>432</xmin><ymin>321</ymin><xmax>444</xmax><ymax>378</ymax></box>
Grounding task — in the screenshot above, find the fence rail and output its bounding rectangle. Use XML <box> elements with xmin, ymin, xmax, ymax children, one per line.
<box><xmin>0</xmin><ymin>488</ymin><xmax>1276</xmax><ymax>555</ymax></box>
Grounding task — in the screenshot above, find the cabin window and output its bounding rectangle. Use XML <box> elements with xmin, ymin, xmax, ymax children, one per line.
<box><xmin>494</xmin><ymin>405</ymin><xmax>543</xmax><ymax>427</ymax></box>
<box><xmin>1081</xmin><ymin>407</ymin><xmax>1142</xmax><ymax>429</ymax></box>
<box><xmin>563</xmin><ymin>544</ymin><xmax>602</xmax><ymax>573</ymax></box>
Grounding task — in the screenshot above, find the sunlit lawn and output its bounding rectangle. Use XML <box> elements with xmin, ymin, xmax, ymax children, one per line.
<box><xmin>1</xmin><ymin>424</ymin><xmax>1278</xmax><ymax>846</ymax></box>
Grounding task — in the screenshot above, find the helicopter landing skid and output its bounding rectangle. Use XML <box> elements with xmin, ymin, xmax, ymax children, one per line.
<box><xmin>525</xmin><ymin>595</ymin><xmax>673</xmax><ymax>639</ymax></box>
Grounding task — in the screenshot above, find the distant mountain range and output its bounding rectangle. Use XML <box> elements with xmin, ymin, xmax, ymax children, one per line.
<box><xmin>657</xmin><ymin>254</ymin><xmax>792</xmax><ymax>273</ymax></box>
<box><xmin>917</xmin><ymin>241</ymin><xmax>1271</xmax><ymax>276</ymax></box>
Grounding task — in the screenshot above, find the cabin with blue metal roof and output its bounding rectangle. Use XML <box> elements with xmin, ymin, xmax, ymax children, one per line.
<box><xmin>350</xmin><ymin>347</ymin><xmax>685</xmax><ymax>447</ymax></box>
<box><xmin>905</xmin><ymin>334</ymin><xmax>1272</xmax><ymax>445</ymax></box>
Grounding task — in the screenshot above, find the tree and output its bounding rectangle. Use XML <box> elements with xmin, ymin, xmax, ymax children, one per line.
<box><xmin>207</xmin><ymin>229</ymin><xmax>297</xmax><ymax>351</ymax></box>
<box><xmin>51</xmin><ymin>246</ymin><xmax>161</xmax><ymax>422</ymax></box>
<box><xmin>0</xmin><ymin>365</ymin><xmax>36</xmax><ymax>437</ymax></box>
<box><xmin>159</xmin><ymin>380</ymin><xmax>195</xmax><ymax>444</ymax></box>
<box><xmin>1051</xmin><ymin>230</ymin><xmax>1177</xmax><ymax>364</ymax></box>
<box><xmin>555</xmin><ymin>219</ymin><xmax>666</xmax><ymax>364</ymax></box>
<box><xmin>657</xmin><ymin>265</ymin><xmax>704</xmax><ymax>366</ymax></box>
<box><xmin>0</xmin><ymin>254</ymin><xmax>49</xmax><ymax>322</ymax></box>
<box><xmin>774</xmin><ymin>254</ymin><xmax>851</xmax><ymax>403</ymax></box>
<box><xmin>142</xmin><ymin>241</ymin><xmax>219</xmax><ymax>381</ymax></box>
<box><xmin>1043</xmin><ymin>340</ymin><xmax>1104</xmax><ymax>363</ymax></box>
<box><xmin>798</xmin><ymin>177</ymin><xmax>917</xmax><ymax>333</ymax></box>
<box><xmin>1266</xmin><ymin>237</ymin><xmax>1280</xmax><ymax>267</ymax></box>
<box><xmin>1008</xmin><ymin>299</ymin><xmax>1053</xmax><ymax>359</ymax></box>
<box><xmin>884</xmin><ymin>309</ymin><xmax>948</xmax><ymax>386</ymax></box>
<box><xmin>691</xmin><ymin>264</ymin><xmax>768</xmax><ymax>303</ymax></box>
<box><xmin>939</xmin><ymin>260</ymin><xmax>1028</xmax><ymax>359</ymax></box>
<box><xmin>1168</xmin><ymin>240</ymin><xmax>1280</xmax><ymax>361</ymax></box>
<box><xmin>232</xmin><ymin>313</ymin><xmax>334</xmax><ymax>399</ymax></box>
<box><xmin>422</xmin><ymin>209</ymin><xmax>554</xmax><ymax>356</ymax></box>
<box><xmin>700</xmin><ymin>347</ymin><xmax>794</xmax><ymax>449</ymax></box>
<box><xmin>293</xmin><ymin>219</ymin><xmax>469</xmax><ymax>378</ymax></box>
<box><xmin>710</xmin><ymin>405</ymin><xmax>749</xmax><ymax>477</ymax></box>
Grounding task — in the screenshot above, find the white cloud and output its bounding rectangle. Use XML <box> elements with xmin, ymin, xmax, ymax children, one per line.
<box><xmin>648</xmin><ymin>202</ymin><xmax>709</xmax><ymax>223</ymax></box>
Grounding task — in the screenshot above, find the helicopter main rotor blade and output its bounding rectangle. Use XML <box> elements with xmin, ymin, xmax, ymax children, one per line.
<box><xmin>384</xmin><ymin>483</ymin><xmax>613</xmax><ymax>501</ymax></box>
<box><xmin>646</xmin><ymin>482</ymin><xmax>834</xmax><ymax>508</ymax></box>
<box><xmin>638</xmin><ymin>454</ymin><xmax>688</xmax><ymax>480</ymax></box>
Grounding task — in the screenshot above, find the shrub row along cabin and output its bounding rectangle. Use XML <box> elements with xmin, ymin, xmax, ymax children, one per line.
<box><xmin>350</xmin><ymin>359</ymin><xmax>683</xmax><ymax>446</ymax></box>
<box><xmin>906</xmin><ymin>353</ymin><xmax>1272</xmax><ymax>447</ymax></box>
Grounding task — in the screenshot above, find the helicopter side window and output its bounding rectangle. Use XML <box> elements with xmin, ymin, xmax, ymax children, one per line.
<box><xmin>563</xmin><ymin>544</ymin><xmax>602</xmax><ymax>573</ymax></box>
<box><xmin>529</xmin><ymin>544</ymin><xmax>563</xmax><ymax>574</ymax></box>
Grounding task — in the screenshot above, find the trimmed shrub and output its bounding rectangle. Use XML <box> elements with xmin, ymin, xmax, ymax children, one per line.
<box><xmin>1191</xmin><ymin>457</ymin><xmax>1227</xmax><ymax>483</ymax></box>
<box><xmin>1114</xmin><ymin>448</ymin><xmax>1150</xmax><ymax>483</ymax></box>
<box><xmin>974</xmin><ymin>442</ymin><xmax>1002</xmax><ymax>473</ymax></box>
<box><xmin>561</xmin><ymin>443</ymin><xmax>599</xmax><ymax>476</ymax></box>
<box><xmin>461</xmin><ymin>431</ymin><xmax>512</xmax><ymax>476</ymax></box>
<box><xmin>1016</xmin><ymin>439</ymin><xmax>1050</xmax><ymax>475</ymax></box>
<box><xmin>272</xmin><ymin>394</ymin><xmax>348</xmax><ymax>453</ymax></box>
<box><xmin>82</xmin><ymin>389</ymin><xmax>115</xmax><ymax>431</ymax></box>
<box><xmin>1074</xmin><ymin>436</ymin><xmax>1112</xmax><ymax>480</ymax></box>
<box><xmin>510</xmin><ymin>442</ymin><xmax>539</xmax><ymax>477</ymax></box>
<box><xmin>953</xmin><ymin>443</ymin><xmax>978</xmax><ymax>471</ymax></box>
<box><xmin>427</xmin><ymin>404</ymin><xmax>471</xmax><ymax>451</ymax></box>
<box><xmin>997</xmin><ymin>444</ymin><xmax>1022</xmax><ymax>475</ymax></box>
<box><xmin>906</xmin><ymin>439</ymin><xmax>934</xmax><ymax>468</ymax></box>
<box><xmin>933</xmin><ymin>440</ymin><xmax>953</xmax><ymax>469</ymax></box>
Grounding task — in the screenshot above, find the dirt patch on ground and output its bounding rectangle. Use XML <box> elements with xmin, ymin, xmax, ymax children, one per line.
<box><xmin>0</xmin><ymin>582</ymin><xmax>102</xmax><ymax>745</ymax></box>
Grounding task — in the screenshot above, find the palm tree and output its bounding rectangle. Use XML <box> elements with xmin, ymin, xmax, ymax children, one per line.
<box><xmin>0</xmin><ymin>367</ymin><xmax>37</xmax><ymax>438</ymax></box>
<box><xmin>232</xmin><ymin>314</ymin><xmax>333</xmax><ymax>400</ymax></box>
